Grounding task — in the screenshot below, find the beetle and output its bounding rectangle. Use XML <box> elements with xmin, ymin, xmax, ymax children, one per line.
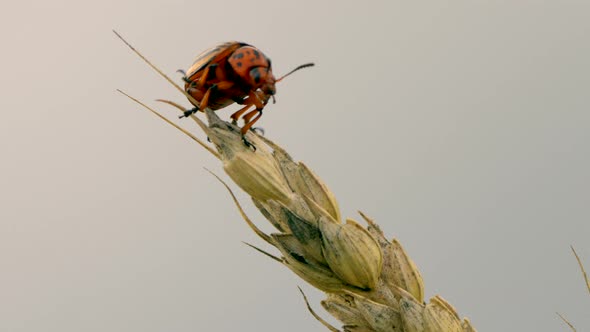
<box><xmin>180</xmin><ymin>41</ymin><xmax>314</xmax><ymax>135</ymax></box>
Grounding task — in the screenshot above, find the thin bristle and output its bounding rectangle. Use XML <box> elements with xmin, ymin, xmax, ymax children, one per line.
<box><xmin>116</xmin><ymin>89</ymin><xmax>220</xmax><ymax>159</ymax></box>
<box><xmin>297</xmin><ymin>287</ymin><xmax>341</xmax><ymax>332</ymax></box>
<box><xmin>204</xmin><ymin>167</ymin><xmax>273</xmax><ymax>245</ymax></box>
<box><xmin>557</xmin><ymin>312</ymin><xmax>577</xmax><ymax>332</ymax></box>
<box><xmin>112</xmin><ymin>30</ymin><xmax>200</xmax><ymax>107</ymax></box>
<box><xmin>155</xmin><ymin>99</ymin><xmax>188</xmax><ymax>113</ymax></box>
<box><xmin>571</xmin><ymin>246</ymin><xmax>590</xmax><ymax>294</ymax></box>
<box><xmin>243</xmin><ymin>242</ymin><xmax>283</xmax><ymax>263</ymax></box>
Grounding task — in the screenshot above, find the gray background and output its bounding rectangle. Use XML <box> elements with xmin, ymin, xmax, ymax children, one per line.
<box><xmin>1</xmin><ymin>1</ymin><xmax>589</xmax><ymax>331</ymax></box>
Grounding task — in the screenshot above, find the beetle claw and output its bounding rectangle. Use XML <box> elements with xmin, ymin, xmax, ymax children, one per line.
<box><xmin>177</xmin><ymin>69</ymin><xmax>191</xmax><ymax>83</ymax></box>
<box><xmin>251</xmin><ymin>127</ymin><xmax>265</xmax><ymax>136</ymax></box>
<box><xmin>242</xmin><ymin>136</ymin><xmax>256</xmax><ymax>151</ymax></box>
<box><xmin>179</xmin><ymin>107</ymin><xmax>198</xmax><ymax>119</ymax></box>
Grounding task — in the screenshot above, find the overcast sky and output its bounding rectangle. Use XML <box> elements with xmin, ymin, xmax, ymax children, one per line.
<box><xmin>1</xmin><ymin>1</ymin><xmax>589</xmax><ymax>331</ymax></box>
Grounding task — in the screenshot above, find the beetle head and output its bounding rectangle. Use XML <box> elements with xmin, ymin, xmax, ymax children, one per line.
<box><xmin>248</xmin><ymin>66</ymin><xmax>277</xmax><ymax>96</ymax></box>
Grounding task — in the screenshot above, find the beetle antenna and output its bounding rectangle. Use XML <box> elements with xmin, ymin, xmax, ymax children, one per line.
<box><xmin>275</xmin><ymin>63</ymin><xmax>315</xmax><ymax>83</ymax></box>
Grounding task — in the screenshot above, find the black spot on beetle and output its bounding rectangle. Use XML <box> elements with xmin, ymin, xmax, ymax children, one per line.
<box><xmin>236</xmin><ymin>61</ymin><xmax>242</xmax><ymax>67</ymax></box>
<box><xmin>253</xmin><ymin>50</ymin><xmax>260</xmax><ymax>59</ymax></box>
<box><xmin>251</xmin><ymin>67</ymin><xmax>261</xmax><ymax>83</ymax></box>
<box><xmin>233</xmin><ymin>52</ymin><xmax>244</xmax><ymax>59</ymax></box>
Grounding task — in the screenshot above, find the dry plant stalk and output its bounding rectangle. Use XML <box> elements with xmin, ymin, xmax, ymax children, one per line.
<box><xmin>114</xmin><ymin>30</ymin><xmax>477</xmax><ymax>331</ymax></box>
<box><xmin>136</xmin><ymin>103</ymin><xmax>477</xmax><ymax>331</ymax></box>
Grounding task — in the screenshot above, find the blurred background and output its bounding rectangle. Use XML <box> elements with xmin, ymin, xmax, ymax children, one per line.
<box><xmin>1</xmin><ymin>1</ymin><xmax>589</xmax><ymax>331</ymax></box>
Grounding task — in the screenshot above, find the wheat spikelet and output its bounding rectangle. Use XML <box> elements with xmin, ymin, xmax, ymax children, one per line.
<box><xmin>148</xmin><ymin>104</ymin><xmax>477</xmax><ymax>331</ymax></box>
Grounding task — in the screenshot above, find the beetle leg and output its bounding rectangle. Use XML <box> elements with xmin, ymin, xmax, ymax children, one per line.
<box><xmin>242</xmin><ymin>108</ymin><xmax>259</xmax><ymax>123</ymax></box>
<box><xmin>179</xmin><ymin>106</ymin><xmax>200</xmax><ymax>118</ymax></box>
<box><xmin>229</xmin><ymin>89</ymin><xmax>265</xmax><ymax>126</ymax></box>
<box><xmin>201</xmin><ymin>80</ymin><xmax>234</xmax><ymax>111</ymax></box>
<box><xmin>180</xmin><ymin>107</ymin><xmax>199</xmax><ymax>118</ymax></box>
<box><xmin>198</xmin><ymin>84</ymin><xmax>217</xmax><ymax>112</ymax></box>
<box><xmin>194</xmin><ymin>66</ymin><xmax>209</xmax><ymax>89</ymax></box>
<box><xmin>239</xmin><ymin>91</ymin><xmax>267</xmax><ymax>134</ymax></box>
<box><xmin>230</xmin><ymin>104</ymin><xmax>253</xmax><ymax>124</ymax></box>
<box><xmin>230</xmin><ymin>89</ymin><xmax>260</xmax><ymax>123</ymax></box>
<box><xmin>181</xmin><ymin>84</ymin><xmax>217</xmax><ymax>118</ymax></box>
<box><xmin>215</xmin><ymin>80</ymin><xmax>234</xmax><ymax>90</ymax></box>
<box><xmin>154</xmin><ymin>98</ymin><xmax>198</xmax><ymax>119</ymax></box>
<box><xmin>183</xmin><ymin>80</ymin><xmax>237</xmax><ymax>118</ymax></box>
<box><xmin>241</xmin><ymin>109</ymin><xmax>263</xmax><ymax>134</ymax></box>
<box><xmin>195</xmin><ymin>63</ymin><xmax>218</xmax><ymax>90</ymax></box>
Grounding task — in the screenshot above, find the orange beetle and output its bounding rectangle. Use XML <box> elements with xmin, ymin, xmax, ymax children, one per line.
<box><xmin>181</xmin><ymin>41</ymin><xmax>314</xmax><ymax>134</ymax></box>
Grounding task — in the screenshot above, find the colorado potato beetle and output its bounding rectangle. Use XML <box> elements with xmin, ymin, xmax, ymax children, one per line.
<box><xmin>181</xmin><ymin>41</ymin><xmax>314</xmax><ymax>134</ymax></box>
